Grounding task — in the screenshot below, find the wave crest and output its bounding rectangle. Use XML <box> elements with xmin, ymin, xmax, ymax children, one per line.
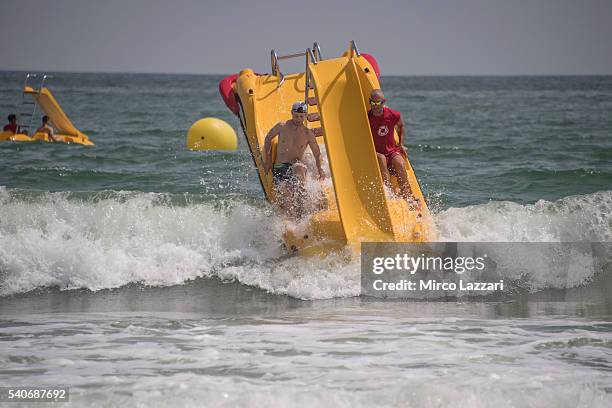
<box><xmin>1</xmin><ymin>187</ymin><xmax>610</xmax><ymax>298</ymax></box>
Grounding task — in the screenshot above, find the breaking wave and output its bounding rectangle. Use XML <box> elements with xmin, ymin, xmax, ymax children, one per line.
<box><xmin>1</xmin><ymin>187</ymin><xmax>610</xmax><ymax>299</ymax></box>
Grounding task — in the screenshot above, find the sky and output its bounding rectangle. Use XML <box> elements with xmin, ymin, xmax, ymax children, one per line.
<box><xmin>1</xmin><ymin>0</ymin><xmax>611</xmax><ymax>75</ymax></box>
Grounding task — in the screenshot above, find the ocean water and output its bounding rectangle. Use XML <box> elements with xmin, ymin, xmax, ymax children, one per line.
<box><xmin>1</xmin><ymin>72</ymin><xmax>611</xmax><ymax>407</ymax></box>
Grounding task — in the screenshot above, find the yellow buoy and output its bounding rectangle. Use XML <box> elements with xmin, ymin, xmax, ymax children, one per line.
<box><xmin>186</xmin><ymin>118</ymin><xmax>237</xmax><ymax>151</ymax></box>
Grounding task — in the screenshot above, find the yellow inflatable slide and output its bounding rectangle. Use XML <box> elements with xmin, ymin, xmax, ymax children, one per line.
<box><xmin>1</xmin><ymin>77</ymin><xmax>93</xmax><ymax>146</ymax></box>
<box><xmin>193</xmin><ymin>41</ymin><xmax>437</xmax><ymax>254</ymax></box>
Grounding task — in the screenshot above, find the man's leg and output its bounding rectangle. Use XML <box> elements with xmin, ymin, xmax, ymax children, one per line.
<box><xmin>292</xmin><ymin>162</ymin><xmax>307</xmax><ymax>182</ymax></box>
<box><xmin>390</xmin><ymin>154</ymin><xmax>416</xmax><ymax>203</ymax></box>
<box><xmin>275</xmin><ymin>181</ymin><xmax>292</xmax><ymax>215</ymax></box>
<box><xmin>291</xmin><ymin>163</ymin><xmax>307</xmax><ymax>218</ymax></box>
<box><xmin>377</xmin><ymin>153</ymin><xmax>391</xmax><ymax>186</ymax></box>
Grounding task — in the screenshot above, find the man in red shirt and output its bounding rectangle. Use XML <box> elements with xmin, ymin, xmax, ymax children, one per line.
<box><xmin>3</xmin><ymin>114</ymin><xmax>19</xmax><ymax>134</ymax></box>
<box><xmin>367</xmin><ymin>89</ymin><xmax>415</xmax><ymax>203</ymax></box>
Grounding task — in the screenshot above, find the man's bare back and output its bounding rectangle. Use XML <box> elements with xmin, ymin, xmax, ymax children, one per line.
<box><xmin>36</xmin><ymin>116</ymin><xmax>57</xmax><ymax>142</ymax></box>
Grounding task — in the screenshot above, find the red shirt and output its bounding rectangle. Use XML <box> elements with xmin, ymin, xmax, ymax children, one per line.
<box><xmin>368</xmin><ymin>107</ymin><xmax>402</xmax><ymax>156</ymax></box>
<box><xmin>3</xmin><ymin>123</ymin><xmax>17</xmax><ymax>133</ymax></box>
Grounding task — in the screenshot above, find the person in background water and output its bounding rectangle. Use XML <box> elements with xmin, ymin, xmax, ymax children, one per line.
<box><xmin>367</xmin><ymin>89</ymin><xmax>418</xmax><ymax>206</ymax></box>
<box><xmin>3</xmin><ymin>114</ymin><xmax>21</xmax><ymax>134</ymax></box>
<box><xmin>36</xmin><ymin>115</ymin><xmax>57</xmax><ymax>142</ymax></box>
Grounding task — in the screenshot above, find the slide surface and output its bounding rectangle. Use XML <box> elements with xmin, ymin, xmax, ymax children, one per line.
<box><xmin>24</xmin><ymin>87</ymin><xmax>80</xmax><ymax>136</ymax></box>
<box><xmin>309</xmin><ymin>57</ymin><xmax>396</xmax><ymax>243</ymax></box>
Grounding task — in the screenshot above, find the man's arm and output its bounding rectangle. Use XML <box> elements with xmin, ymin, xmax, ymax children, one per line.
<box><xmin>307</xmin><ymin>129</ymin><xmax>325</xmax><ymax>179</ymax></box>
<box><xmin>48</xmin><ymin>126</ymin><xmax>58</xmax><ymax>142</ymax></box>
<box><xmin>262</xmin><ymin>123</ymin><xmax>281</xmax><ymax>173</ymax></box>
<box><xmin>395</xmin><ymin>114</ymin><xmax>407</xmax><ymax>156</ymax></box>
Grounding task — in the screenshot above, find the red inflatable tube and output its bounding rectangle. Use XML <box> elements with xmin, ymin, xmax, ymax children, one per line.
<box><xmin>219</xmin><ymin>74</ymin><xmax>240</xmax><ymax>116</ymax></box>
<box><xmin>362</xmin><ymin>53</ymin><xmax>381</xmax><ymax>80</ymax></box>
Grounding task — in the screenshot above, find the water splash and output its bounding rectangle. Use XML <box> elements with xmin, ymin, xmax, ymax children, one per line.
<box><xmin>1</xmin><ymin>187</ymin><xmax>610</xmax><ymax>298</ymax></box>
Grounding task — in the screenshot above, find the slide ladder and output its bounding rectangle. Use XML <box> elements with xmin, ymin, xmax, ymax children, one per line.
<box><xmin>18</xmin><ymin>73</ymin><xmax>48</xmax><ymax>134</ymax></box>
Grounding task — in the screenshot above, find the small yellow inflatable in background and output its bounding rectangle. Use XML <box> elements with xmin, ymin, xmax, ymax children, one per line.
<box><xmin>186</xmin><ymin>118</ymin><xmax>237</xmax><ymax>151</ymax></box>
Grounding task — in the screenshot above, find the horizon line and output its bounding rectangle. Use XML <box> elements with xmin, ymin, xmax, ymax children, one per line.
<box><xmin>1</xmin><ymin>69</ymin><xmax>612</xmax><ymax>78</ymax></box>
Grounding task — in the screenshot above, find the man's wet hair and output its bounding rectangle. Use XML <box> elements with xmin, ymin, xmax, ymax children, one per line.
<box><xmin>370</xmin><ymin>89</ymin><xmax>385</xmax><ymax>100</ymax></box>
<box><xmin>8</xmin><ymin>114</ymin><xmax>16</xmax><ymax>122</ymax></box>
<box><xmin>42</xmin><ymin>115</ymin><xmax>49</xmax><ymax>124</ymax></box>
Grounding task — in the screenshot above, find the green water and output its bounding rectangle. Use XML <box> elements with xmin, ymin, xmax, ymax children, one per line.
<box><xmin>1</xmin><ymin>72</ymin><xmax>612</xmax><ymax>407</ymax></box>
<box><xmin>1</xmin><ymin>73</ymin><xmax>610</xmax><ymax>207</ymax></box>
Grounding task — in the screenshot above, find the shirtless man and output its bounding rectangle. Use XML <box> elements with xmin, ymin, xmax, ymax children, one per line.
<box><xmin>36</xmin><ymin>116</ymin><xmax>57</xmax><ymax>142</ymax></box>
<box><xmin>368</xmin><ymin>89</ymin><xmax>416</xmax><ymax>204</ymax></box>
<box><xmin>263</xmin><ymin>101</ymin><xmax>325</xmax><ymax>218</ymax></box>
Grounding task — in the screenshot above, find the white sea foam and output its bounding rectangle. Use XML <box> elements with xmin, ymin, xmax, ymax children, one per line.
<box><xmin>1</xmin><ymin>187</ymin><xmax>610</xmax><ymax>298</ymax></box>
<box><xmin>2</xmin><ymin>314</ymin><xmax>611</xmax><ymax>408</ymax></box>
<box><xmin>434</xmin><ymin>190</ymin><xmax>612</xmax><ymax>291</ymax></box>
<box><xmin>0</xmin><ymin>188</ymin><xmax>282</xmax><ymax>296</ymax></box>
<box><xmin>436</xmin><ymin>190</ymin><xmax>612</xmax><ymax>242</ymax></box>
